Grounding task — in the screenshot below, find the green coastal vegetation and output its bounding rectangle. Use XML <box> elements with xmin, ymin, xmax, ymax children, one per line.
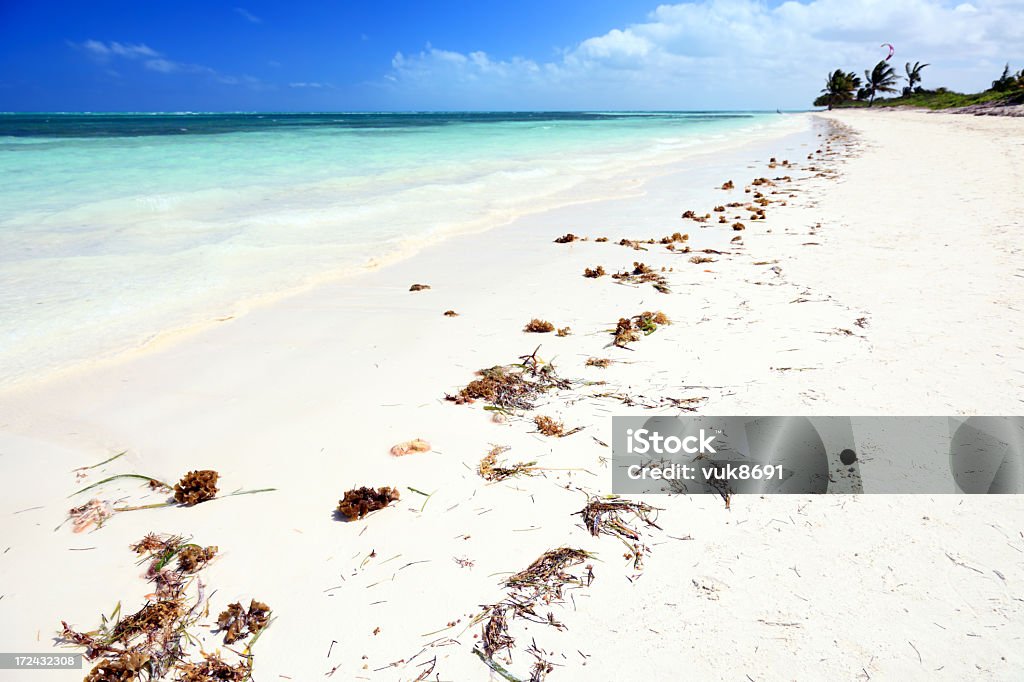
<box><xmin>815</xmin><ymin>61</ymin><xmax>1024</xmax><ymax>110</ymax></box>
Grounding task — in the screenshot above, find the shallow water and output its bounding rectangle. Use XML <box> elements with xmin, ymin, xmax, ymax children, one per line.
<box><xmin>0</xmin><ymin>112</ymin><xmax>807</xmax><ymax>386</ymax></box>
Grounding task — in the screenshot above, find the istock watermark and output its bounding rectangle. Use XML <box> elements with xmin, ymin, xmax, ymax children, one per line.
<box><xmin>611</xmin><ymin>416</ymin><xmax>1024</xmax><ymax>495</ymax></box>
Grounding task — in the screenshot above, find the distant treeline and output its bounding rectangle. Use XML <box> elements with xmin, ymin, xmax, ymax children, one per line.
<box><xmin>815</xmin><ymin>61</ymin><xmax>1024</xmax><ymax>110</ymax></box>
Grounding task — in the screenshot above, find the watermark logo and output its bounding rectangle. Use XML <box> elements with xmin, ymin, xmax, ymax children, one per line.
<box><xmin>612</xmin><ymin>416</ymin><xmax>1024</xmax><ymax>495</ymax></box>
<box><xmin>625</xmin><ymin>427</ymin><xmax>717</xmax><ymax>455</ymax></box>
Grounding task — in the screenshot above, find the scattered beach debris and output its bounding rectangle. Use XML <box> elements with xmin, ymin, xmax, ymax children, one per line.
<box><xmin>592</xmin><ymin>392</ymin><xmax>705</xmax><ymax>411</ymax></box>
<box><xmin>390</xmin><ymin>439</ymin><xmax>431</xmax><ymax>457</ymax></box>
<box><xmin>575</xmin><ymin>496</ymin><xmax>661</xmax><ymax>570</ymax></box>
<box><xmin>474</xmin><ymin>547</ymin><xmax>594</xmax><ymax>678</ymax></box>
<box><xmin>585</xmin><ymin>358</ymin><xmax>611</xmax><ymax>368</ymax></box>
<box><xmin>720</xmin><ymin>180</ymin><xmax>735</xmax><ymax>190</ymax></box>
<box><xmin>174</xmin><ymin>470</ymin><xmax>219</xmax><ymax>506</ymax></box>
<box><xmin>556</xmin><ymin>327</ymin><xmax>571</xmax><ymax>337</ymax></box>
<box><xmin>60</xmin><ymin>533</ymin><xmax>265</xmax><ymax>682</ymax></box>
<box><xmin>582</xmin><ymin>266</ymin><xmax>605</xmax><ymax>278</ymax></box>
<box><xmin>553</xmin><ymin>233</ymin><xmax>579</xmax><ymax>244</ymax></box>
<box><xmin>611</xmin><ymin>262</ymin><xmax>670</xmax><ymax>293</ymax></box>
<box><xmin>732</xmin><ymin>222</ymin><xmax>746</xmax><ymax>231</ymax></box>
<box><xmin>478</xmin><ymin>445</ymin><xmax>538</xmax><ymax>482</ymax></box>
<box><xmin>444</xmin><ymin>310</ymin><xmax>459</xmax><ymax>317</ymax></box>
<box><xmin>616</xmin><ymin>238</ymin><xmax>648</xmax><ymax>251</ymax></box>
<box><xmin>689</xmin><ymin>255</ymin><xmax>716</xmax><ymax>265</ymax></box>
<box><xmin>595</xmin><ymin>237</ymin><xmax>608</xmax><ymax>242</ymax></box>
<box><xmin>524</xmin><ymin>319</ymin><xmax>556</xmax><ymax>333</ymax></box>
<box><xmin>409</xmin><ymin>284</ymin><xmax>431</xmax><ymax>292</ymax></box>
<box><xmin>337</xmin><ymin>486</ymin><xmax>400</xmax><ymax>520</ymax></box>
<box><xmin>612</xmin><ymin>311</ymin><xmax>670</xmax><ymax>348</ymax></box>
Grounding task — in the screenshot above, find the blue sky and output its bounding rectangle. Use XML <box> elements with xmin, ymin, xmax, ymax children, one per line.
<box><xmin>0</xmin><ymin>0</ymin><xmax>1021</xmax><ymax>111</ymax></box>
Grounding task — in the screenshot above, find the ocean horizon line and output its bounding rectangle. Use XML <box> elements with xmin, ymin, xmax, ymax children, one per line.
<box><xmin>0</xmin><ymin>108</ymin><xmax>809</xmax><ymax>116</ymax></box>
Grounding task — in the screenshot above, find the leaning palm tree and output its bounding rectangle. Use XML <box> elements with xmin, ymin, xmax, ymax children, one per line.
<box><xmin>863</xmin><ymin>60</ymin><xmax>899</xmax><ymax>106</ymax></box>
<box><xmin>903</xmin><ymin>61</ymin><xmax>929</xmax><ymax>95</ymax></box>
<box><xmin>819</xmin><ymin>69</ymin><xmax>862</xmax><ymax>110</ymax></box>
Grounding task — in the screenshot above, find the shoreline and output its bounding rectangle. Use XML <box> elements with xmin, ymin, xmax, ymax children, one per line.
<box><xmin>0</xmin><ymin>110</ymin><xmax>1022</xmax><ymax>680</ymax></box>
<box><xmin>0</xmin><ymin>113</ymin><xmax>810</xmax><ymax>395</ymax></box>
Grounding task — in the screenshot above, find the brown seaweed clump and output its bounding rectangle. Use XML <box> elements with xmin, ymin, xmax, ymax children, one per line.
<box><xmin>62</xmin><ymin>532</ymin><xmax>261</xmax><ymax>682</ymax></box>
<box><xmin>443</xmin><ymin>310</ymin><xmax>459</xmax><ymax>317</ymax></box>
<box><xmin>177</xmin><ymin>654</ymin><xmax>250</xmax><ymax>682</ymax></box>
<box><xmin>689</xmin><ymin>255</ymin><xmax>715</xmax><ymax>265</ymax></box>
<box><xmin>583</xmin><ymin>265</ymin><xmax>605</xmax><ymax>278</ymax></box>
<box><xmin>174</xmin><ymin>470</ymin><xmax>219</xmax><ymax>506</ymax></box>
<box><xmin>613</xmin><ymin>318</ymin><xmax>640</xmax><ymax>347</ymax></box>
<box><xmin>409</xmin><ymin>284</ymin><xmax>431</xmax><ymax>292</ymax></box>
<box><xmin>556</xmin><ymin>326</ymin><xmax>571</xmax><ymax>337</ymax></box>
<box><xmin>111</xmin><ymin>601</ymin><xmax>184</xmax><ymax>641</ymax></box>
<box><xmin>659</xmin><ymin>232</ymin><xmax>688</xmax><ymax>244</ymax></box>
<box><xmin>216</xmin><ymin>599</ymin><xmax>271</xmax><ymax>645</ymax></box>
<box><xmin>553</xmin><ymin>233</ymin><xmax>578</xmax><ymax>243</ymax></box>
<box><xmin>84</xmin><ymin>652</ymin><xmax>150</xmax><ymax>682</ymax></box>
<box><xmin>721</xmin><ymin>180</ymin><xmax>734</xmax><ymax>190</ymax></box>
<box><xmin>177</xmin><ymin>545</ymin><xmax>218</xmax><ymax>573</ymax></box>
<box><xmin>337</xmin><ymin>486</ymin><xmax>400</xmax><ymax>520</ymax></box>
<box><xmin>586</xmin><ymin>357</ymin><xmax>611</xmax><ymax>368</ymax></box>
<box><xmin>524</xmin><ymin>319</ymin><xmax>555</xmax><ymax>333</ymax></box>
<box><xmin>448</xmin><ymin>348</ymin><xmax>572</xmax><ymax>410</ymax></box>
<box><xmin>732</xmin><ymin>222</ymin><xmax>746</xmax><ymax>231</ymax></box>
<box><xmin>595</xmin><ymin>236</ymin><xmax>609</xmax><ymax>242</ymax></box>
<box><xmin>534</xmin><ymin>415</ymin><xmax>565</xmax><ymax>437</ymax></box>
<box><xmin>613</xmin><ymin>311</ymin><xmax>670</xmax><ymax>347</ymax></box>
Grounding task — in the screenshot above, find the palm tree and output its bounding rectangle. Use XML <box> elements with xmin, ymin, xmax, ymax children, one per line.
<box><xmin>992</xmin><ymin>64</ymin><xmax>1015</xmax><ymax>91</ymax></box>
<box><xmin>819</xmin><ymin>69</ymin><xmax>862</xmax><ymax>110</ymax></box>
<box><xmin>903</xmin><ymin>61</ymin><xmax>929</xmax><ymax>95</ymax></box>
<box><xmin>863</xmin><ymin>60</ymin><xmax>899</xmax><ymax>106</ymax></box>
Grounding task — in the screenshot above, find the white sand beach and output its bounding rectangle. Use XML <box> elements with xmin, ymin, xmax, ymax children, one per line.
<box><xmin>1</xmin><ymin>110</ymin><xmax>1023</xmax><ymax>681</ymax></box>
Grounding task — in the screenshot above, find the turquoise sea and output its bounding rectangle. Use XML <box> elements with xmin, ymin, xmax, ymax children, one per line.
<box><xmin>0</xmin><ymin>112</ymin><xmax>804</xmax><ymax>386</ymax></box>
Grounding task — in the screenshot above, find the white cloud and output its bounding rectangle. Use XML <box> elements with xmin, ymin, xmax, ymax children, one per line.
<box><xmin>288</xmin><ymin>81</ymin><xmax>331</xmax><ymax>88</ymax></box>
<box><xmin>383</xmin><ymin>0</ymin><xmax>1024</xmax><ymax>108</ymax></box>
<box><xmin>144</xmin><ymin>58</ymin><xmax>181</xmax><ymax>74</ymax></box>
<box><xmin>72</xmin><ymin>40</ymin><xmax>270</xmax><ymax>90</ymax></box>
<box><xmin>77</xmin><ymin>40</ymin><xmax>160</xmax><ymax>61</ymax></box>
<box><xmin>235</xmin><ymin>7</ymin><xmax>262</xmax><ymax>24</ymax></box>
